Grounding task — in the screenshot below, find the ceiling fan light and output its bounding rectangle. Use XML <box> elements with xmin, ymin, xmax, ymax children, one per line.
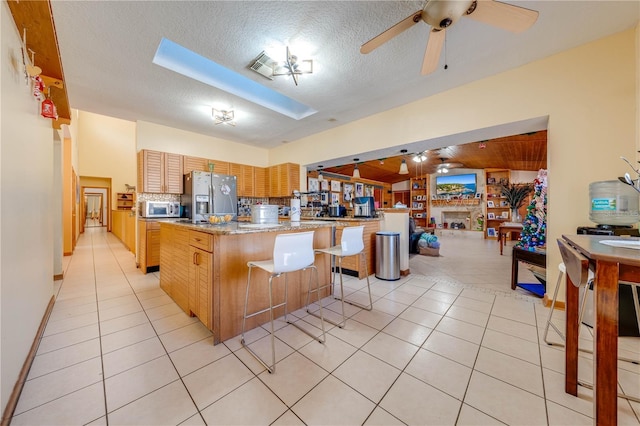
<box><xmin>412</xmin><ymin>155</ymin><xmax>421</xmax><ymax>162</ymax></box>
<box><xmin>399</xmin><ymin>159</ymin><xmax>409</xmax><ymax>175</ymax></box>
<box><xmin>212</xmin><ymin>108</ymin><xmax>236</xmax><ymax>126</ymax></box>
<box><xmin>420</xmin><ymin>154</ymin><xmax>427</xmax><ymax>162</ymax></box>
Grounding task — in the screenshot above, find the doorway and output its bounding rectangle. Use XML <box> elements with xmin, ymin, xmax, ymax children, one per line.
<box><xmin>84</xmin><ymin>193</ymin><xmax>104</xmax><ymax>227</ymax></box>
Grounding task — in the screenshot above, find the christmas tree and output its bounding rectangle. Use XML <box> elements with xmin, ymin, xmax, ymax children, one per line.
<box><xmin>517</xmin><ymin>169</ymin><xmax>547</xmax><ymax>250</ymax></box>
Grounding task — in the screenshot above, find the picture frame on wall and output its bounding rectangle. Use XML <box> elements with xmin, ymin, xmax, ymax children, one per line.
<box><xmin>355</xmin><ymin>182</ymin><xmax>364</xmax><ymax>197</ymax></box>
<box><xmin>343</xmin><ymin>184</ymin><xmax>354</xmax><ymax>202</ymax></box>
<box><xmin>487</xmin><ymin>212</ymin><xmax>495</xmax><ymax>219</ymax></box>
<box><xmin>308</xmin><ymin>177</ymin><xmax>319</xmax><ymax>193</ymax></box>
<box><xmin>331</xmin><ymin>180</ymin><xmax>341</xmax><ymax>192</ymax></box>
<box><xmin>487</xmin><ymin>227</ymin><xmax>497</xmax><ymax>237</ymax></box>
<box><xmin>321</xmin><ymin>179</ymin><xmax>329</xmax><ymax>191</ymax></box>
<box><xmin>365</xmin><ymin>185</ymin><xmax>373</xmax><ymax>197</ymax></box>
<box><xmin>331</xmin><ymin>192</ymin><xmax>339</xmax><ymax>205</ymax></box>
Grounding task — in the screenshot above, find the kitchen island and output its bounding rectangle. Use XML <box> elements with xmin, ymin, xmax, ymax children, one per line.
<box><xmin>159</xmin><ymin>220</ymin><xmax>335</xmax><ymax>344</ymax></box>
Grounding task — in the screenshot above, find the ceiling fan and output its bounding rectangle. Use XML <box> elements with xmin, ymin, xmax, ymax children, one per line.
<box><xmin>360</xmin><ymin>0</ymin><xmax>539</xmax><ymax>75</ymax></box>
<box><xmin>436</xmin><ymin>157</ymin><xmax>463</xmax><ymax>174</ymax></box>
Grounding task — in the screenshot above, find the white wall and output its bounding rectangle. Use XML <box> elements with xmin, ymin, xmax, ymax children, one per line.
<box><xmin>136</xmin><ymin>121</ymin><xmax>270</xmax><ymax>167</ymax></box>
<box><xmin>270</xmin><ymin>28</ymin><xmax>638</xmax><ymax>300</ymax></box>
<box><xmin>0</xmin><ymin>1</ymin><xmax>55</xmax><ymax>415</ymax></box>
<box><xmin>77</xmin><ymin>111</ymin><xmax>136</xmax><ymax>206</ymax></box>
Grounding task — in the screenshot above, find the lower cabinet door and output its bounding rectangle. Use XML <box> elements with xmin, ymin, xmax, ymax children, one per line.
<box><xmin>189</xmin><ymin>246</ymin><xmax>213</xmax><ymax>330</ymax></box>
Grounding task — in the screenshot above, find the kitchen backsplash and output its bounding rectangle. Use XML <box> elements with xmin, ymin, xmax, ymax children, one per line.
<box><xmin>137</xmin><ymin>193</ymin><xmax>180</xmax><ymax>202</ymax></box>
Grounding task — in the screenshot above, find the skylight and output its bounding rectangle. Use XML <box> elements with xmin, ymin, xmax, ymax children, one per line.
<box><xmin>152</xmin><ymin>38</ymin><xmax>317</xmax><ymax>120</ymax></box>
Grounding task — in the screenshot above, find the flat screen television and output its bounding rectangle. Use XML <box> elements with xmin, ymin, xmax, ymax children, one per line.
<box><xmin>435</xmin><ymin>173</ymin><xmax>477</xmax><ymax>197</ymax></box>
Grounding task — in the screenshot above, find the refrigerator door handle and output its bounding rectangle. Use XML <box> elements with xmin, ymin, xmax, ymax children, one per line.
<box><xmin>208</xmin><ymin>183</ymin><xmax>214</xmax><ymax>214</ymax></box>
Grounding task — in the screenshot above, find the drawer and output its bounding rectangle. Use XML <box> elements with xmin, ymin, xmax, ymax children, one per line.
<box><xmin>189</xmin><ymin>231</ymin><xmax>213</xmax><ymax>252</ymax></box>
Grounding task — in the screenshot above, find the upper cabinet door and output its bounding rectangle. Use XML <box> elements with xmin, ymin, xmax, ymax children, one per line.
<box><xmin>163</xmin><ymin>153</ymin><xmax>184</xmax><ymax>194</ymax></box>
<box><xmin>137</xmin><ymin>150</ymin><xmax>183</xmax><ymax>194</ymax></box>
<box><xmin>138</xmin><ymin>150</ymin><xmax>163</xmax><ymax>193</ymax></box>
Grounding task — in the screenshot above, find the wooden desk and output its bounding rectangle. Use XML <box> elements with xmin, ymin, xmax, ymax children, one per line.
<box><xmin>561</xmin><ymin>234</ymin><xmax>640</xmax><ymax>426</ymax></box>
<box><xmin>499</xmin><ymin>223</ymin><xmax>523</xmax><ymax>255</ymax></box>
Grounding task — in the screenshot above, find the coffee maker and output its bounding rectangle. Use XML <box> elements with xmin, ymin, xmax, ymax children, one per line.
<box><xmin>353</xmin><ymin>197</ymin><xmax>375</xmax><ymax>218</ymax></box>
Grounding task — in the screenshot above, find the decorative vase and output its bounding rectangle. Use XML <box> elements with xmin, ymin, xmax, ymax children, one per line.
<box><xmin>511</xmin><ymin>208</ymin><xmax>522</xmax><ymax>223</ymax></box>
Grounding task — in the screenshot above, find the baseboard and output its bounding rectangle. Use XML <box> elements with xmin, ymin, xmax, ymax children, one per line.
<box><xmin>1</xmin><ymin>295</ymin><xmax>55</xmax><ymax>426</ymax></box>
<box><xmin>400</xmin><ymin>269</ymin><xmax>410</xmax><ymax>276</ymax></box>
<box><xmin>53</xmin><ymin>273</ymin><xmax>63</xmax><ymax>281</ymax></box>
<box><xmin>543</xmin><ymin>294</ymin><xmax>565</xmax><ymax>310</ymax></box>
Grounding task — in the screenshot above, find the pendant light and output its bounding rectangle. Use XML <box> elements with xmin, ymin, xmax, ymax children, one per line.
<box><xmin>399</xmin><ymin>160</ymin><xmax>409</xmax><ymax>175</ymax></box>
<box><xmin>352</xmin><ymin>158</ymin><xmax>360</xmax><ymax>178</ymax></box>
<box><xmin>317</xmin><ymin>165</ymin><xmax>324</xmax><ymax>181</ymax></box>
<box><xmin>398</xmin><ymin>149</ymin><xmax>409</xmax><ymax>174</ymax></box>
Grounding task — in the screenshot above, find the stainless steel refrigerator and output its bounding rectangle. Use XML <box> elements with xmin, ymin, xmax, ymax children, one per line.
<box><xmin>182</xmin><ymin>171</ymin><xmax>238</xmax><ymax>223</ymax></box>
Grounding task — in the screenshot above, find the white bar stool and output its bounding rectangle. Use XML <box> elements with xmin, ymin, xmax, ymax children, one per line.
<box><xmin>309</xmin><ymin>225</ymin><xmax>372</xmax><ymax>328</ymax></box>
<box><xmin>241</xmin><ymin>231</ymin><xmax>326</xmax><ymax>373</ymax></box>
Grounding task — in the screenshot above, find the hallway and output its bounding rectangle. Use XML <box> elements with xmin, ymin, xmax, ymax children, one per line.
<box><xmin>10</xmin><ymin>228</ymin><xmax>640</xmax><ymax>425</ymax></box>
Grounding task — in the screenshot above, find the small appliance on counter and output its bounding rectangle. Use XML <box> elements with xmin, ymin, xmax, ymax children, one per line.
<box><xmin>328</xmin><ymin>205</ymin><xmax>347</xmax><ymax>217</ymax></box>
<box><xmin>251</xmin><ymin>204</ymin><xmax>279</xmax><ymax>224</ymax></box>
<box><xmin>138</xmin><ymin>201</ymin><xmax>181</xmax><ymax>218</ymax></box>
<box><xmin>182</xmin><ymin>170</ymin><xmax>238</xmax><ymax>223</ymax></box>
<box><xmin>354</xmin><ymin>197</ymin><xmax>375</xmax><ymax>218</ymax></box>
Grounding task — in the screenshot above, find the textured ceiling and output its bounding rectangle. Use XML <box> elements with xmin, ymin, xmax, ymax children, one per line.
<box><xmin>50</xmin><ymin>1</ymin><xmax>638</xmax><ymax>154</ymax></box>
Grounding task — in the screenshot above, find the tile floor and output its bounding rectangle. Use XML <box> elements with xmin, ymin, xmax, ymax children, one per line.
<box><xmin>10</xmin><ymin>228</ymin><xmax>640</xmax><ymax>425</ymax></box>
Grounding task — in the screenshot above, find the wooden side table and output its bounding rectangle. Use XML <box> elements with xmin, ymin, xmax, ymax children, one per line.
<box><xmin>511</xmin><ymin>246</ymin><xmax>546</xmax><ymax>295</ymax></box>
<box><xmin>499</xmin><ymin>223</ymin><xmax>523</xmax><ymax>255</ymax></box>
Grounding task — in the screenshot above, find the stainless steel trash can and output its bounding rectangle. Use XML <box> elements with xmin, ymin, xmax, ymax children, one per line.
<box><xmin>376</xmin><ymin>231</ymin><xmax>400</xmax><ymax>281</ymax></box>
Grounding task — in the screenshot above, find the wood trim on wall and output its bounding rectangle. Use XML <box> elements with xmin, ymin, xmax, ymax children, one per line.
<box><xmin>0</xmin><ymin>295</ymin><xmax>55</xmax><ymax>426</ymax></box>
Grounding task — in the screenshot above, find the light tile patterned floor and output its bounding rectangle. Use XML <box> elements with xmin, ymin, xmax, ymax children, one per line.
<box><xmin>11</xmin><ymin>228</ymin><xmax>640</xmax><ymax>425</ymax></box>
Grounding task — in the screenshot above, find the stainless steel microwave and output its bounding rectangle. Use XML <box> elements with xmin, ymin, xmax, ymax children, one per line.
<box><xmin>138</xmin><ymin>201</ymin><xmax>180</xmax><ymax>218</ymax></box>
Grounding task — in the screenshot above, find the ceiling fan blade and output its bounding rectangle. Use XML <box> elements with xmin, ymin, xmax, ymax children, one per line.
<box><xmin>465</xmin><ymin>0</ymin><xmax>538</xmax><ymax>33</ymax></box>
<box><xmin>421</xmin><ymin>28</ymin><xmax>445</xmax><ymax>75</ymax></box>
<box><xmin>360</xmin><ymin>11</ymin><xmax>423</xmax><ymax>54</ymax></box>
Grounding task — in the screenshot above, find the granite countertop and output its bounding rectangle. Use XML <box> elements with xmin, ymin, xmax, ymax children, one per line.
<box><xmin>300</xmin><ymin>217</ymin><xmax>382</xmax><ymax>222</ymax></box>
<box><xmin>159</xmin><ymin>219</ymin><xmax>337</xmax><ymax>235</ymax></box>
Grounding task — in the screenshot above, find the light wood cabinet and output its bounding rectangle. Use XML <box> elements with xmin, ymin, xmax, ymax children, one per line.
<box><xmin>269</xmin><ymin>163</ymin><xmax>300</xmax><ymax>197</ymax></box>
<box><xmin>159</xmin><ymin>225</ymin><xmax>190</xmax><ymax>312</ymax></box>
<box><xmin>138</xmin><ymin>220</ymin><xmax>161</xmax><ymax>273</ymax></box>
<box><xmin>112</xmin><ymin>210</ymin><xmax>135</xmax><ymax>253</ymax></box>
<box><xmin>183</xmin><ymin>156</ymin><xmax>230</xmax><ymax>176</ymax></box>
<box><xmin>137</xmin><ymin>150</ymin><xmax>183</xmax><ymax>194</ymax></box>
<box><xmin>188</xmin><ymin>231</ymin><xmax>213</xmax><ymax>329</ymax></box>
<box><xmin>484</xmin><ymin>168</ymin><xmax>511</xmax><ymax>239</ymax></box>
<box><xmin>229</xmin><ymin>163</ymin><xmax>255</xmax><ymax>197</ymax></box>
<box><xmin>410</xmin><ymin>176</ymin><xmax>429</xmax><ymax>228</ymax></box>
<box><xmin>254</xmin><ymin>167</ymin><xmax>268</xmax><ymax>198</ymax></box>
